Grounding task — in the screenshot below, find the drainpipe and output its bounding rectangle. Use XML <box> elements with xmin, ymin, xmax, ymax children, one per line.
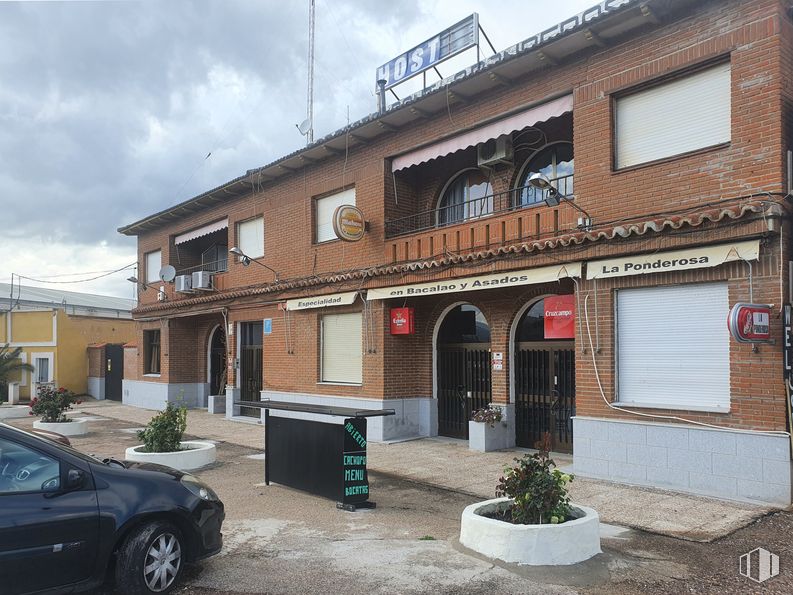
<box><xmin>377</xmin><ymin>79</ymin><xmax>387</xmax><ymax>114</ymax></box>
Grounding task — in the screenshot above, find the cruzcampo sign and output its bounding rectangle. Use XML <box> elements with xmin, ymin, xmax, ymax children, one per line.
<box><xmin>586</xmin><ymin>240</ymin><xmax>760</xmax><ymax>280</ymax></box>
<box><xmin>366</xmin><ymin>263</ymin><xmax>581</xmax><ymax>300</ymax></box>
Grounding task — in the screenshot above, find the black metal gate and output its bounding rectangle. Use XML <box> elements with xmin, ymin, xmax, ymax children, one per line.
<box><xmin>514</xmin><ymin>343</ymin><xmax>574</xmax><ymax>452</ymax></box>
<box><xmin>437</xmin><ymin>345</ymin><xmax>491</xmax><ymax>439</ymax></box>
<box><xmin>240</xmin><ymin>346</ymin><xmax>262</xmax><ymax>418</ymax></box>
<box><xmin>104</xmin><ymin>344</ymin><xmax>123</xmax><ymax>401</ymax></box>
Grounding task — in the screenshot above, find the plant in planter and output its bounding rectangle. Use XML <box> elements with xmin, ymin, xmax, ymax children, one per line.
<box><xmin>126</xmin><ymin>403</ymin><xmax>216</xmax><ymax>471</ymax></box>
<box><xmin>468</xmin><ymin>404</ymin><xmax>509</xmax><ymax>452</ymax></box>
<box><xmin>460</xmin><ymin>433</ymin><xmax>600</xmax><ymax>565</ymax></box>
<box><xmin>30</xmin><ymin>385</ymin><xmax>88</xmax><ymax>436</ymax></box>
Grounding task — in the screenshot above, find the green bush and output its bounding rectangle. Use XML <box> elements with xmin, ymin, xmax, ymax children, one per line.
<box><xmin>29</xmin><ymin>386</ymin><xmax>81</xmax><ymax>422</ymax></box>
<box><xmin>495</xmin><ymin>435</ymin><xmax>573</xmax><ymax>525</ymax></box>
<box><xmin>137</xmin><ymin>403</ymin><xmax>187</xmax><ymax>453</ymax></box>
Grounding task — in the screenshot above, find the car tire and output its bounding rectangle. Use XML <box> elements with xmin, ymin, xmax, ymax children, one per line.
<box><xmin>116</xmin><ymin>521</ymin><xmax>185</xmax><ymax>594</ymax></box>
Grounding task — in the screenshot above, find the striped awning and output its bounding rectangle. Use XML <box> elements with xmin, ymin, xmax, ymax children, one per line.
<box><xmin>174</xmin><ymin>218</ymin><xmax>228</xmax><ymax>245</ymax></box>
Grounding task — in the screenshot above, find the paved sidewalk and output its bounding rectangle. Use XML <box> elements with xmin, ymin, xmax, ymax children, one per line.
<box><xmin>74</xmin><ymin>400</ymin><xmax>774</xmax><ymax>542</ymax></box>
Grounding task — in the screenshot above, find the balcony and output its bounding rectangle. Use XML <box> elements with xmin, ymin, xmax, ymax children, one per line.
<box><xmin>384</xmin><ymin>176</ymin><xmax>578</xmax><ymax>263</ymax></box>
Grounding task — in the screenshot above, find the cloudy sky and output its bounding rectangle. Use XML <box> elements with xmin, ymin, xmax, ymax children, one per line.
<box><xmin>0</xmin><ymin>0</ymin><xmax>596</xmax><ymax>298</ymax></box>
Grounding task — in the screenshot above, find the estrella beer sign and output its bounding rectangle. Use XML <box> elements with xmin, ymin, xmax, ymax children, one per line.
<box><xmin>332</xmin><ymin>205</ymin><xmax>366</xmax><ymax>242</ymax></box>
<box><xmin>728</xmin><ymin>303</ymin><xmax>772</xmax><ymax>343</ymax></box>
<box><xmin>544</xmin><ymin>295</ymin><xmax>575</xmax><ymax>339</ymax></box>
<box><xmin>390</xmin><ymin>307</ymin><xmax>414</xmax><ymax>335</ymax></box>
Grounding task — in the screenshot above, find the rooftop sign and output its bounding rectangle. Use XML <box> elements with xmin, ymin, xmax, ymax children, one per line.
<box><xmin>376</xmin><ymin>14</ymin><xmax>478</xmax><ymax>90</ymax></box>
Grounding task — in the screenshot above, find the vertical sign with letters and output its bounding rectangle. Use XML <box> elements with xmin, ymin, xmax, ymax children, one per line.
<box><xmin>342</xmin><ymin>418</ymin><xmax>369</xmax><ymax>504</ymax></box>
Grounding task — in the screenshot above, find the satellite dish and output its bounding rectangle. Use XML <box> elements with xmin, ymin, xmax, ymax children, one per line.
<box><xmin>297</xmin><ymin>118</ymin><xmax>312</xmax><ymax>135</ymax></box>
<box><xmin>159</xmin><ymin>265</ymin><xmax>176</xmax><ymax>283</ymax></box>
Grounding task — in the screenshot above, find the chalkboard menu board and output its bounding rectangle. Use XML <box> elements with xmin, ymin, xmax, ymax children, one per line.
<box><xmin>342</xmin><ymin>418</ymin><xmax>368</xmax><ymax>504</ymax></box>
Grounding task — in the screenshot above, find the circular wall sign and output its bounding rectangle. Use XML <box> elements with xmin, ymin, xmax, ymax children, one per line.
<box><xmin>332</xmin><ymin>204</ymin><xmax>366</xmax><ymax>242</ymax></box>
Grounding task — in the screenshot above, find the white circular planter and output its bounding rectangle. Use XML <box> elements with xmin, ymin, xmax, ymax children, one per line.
<box><xmin>124</xmin><ymin>441</ymin><xmax>217</xmax><ymax>471</ymax></box>
<box><xmin>0</xmin><ymin>405</ymin><xmax>31</xmax><ymax>420</ymax></box>
<box><xmin>460</xmin><ymin>497</ymin><xmax>601</xmax><ymax>566</ymax></box>
<box><xmin>33</xmin><ymin>419</ymin><xmax>89</xmax><ymax>437</ymax></box>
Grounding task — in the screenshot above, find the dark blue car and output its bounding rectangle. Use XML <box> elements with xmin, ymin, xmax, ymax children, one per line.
<box><xmin>0</xmin><ymin>422</ymin><xmax>224</xmax><ymax>594</ymax></box>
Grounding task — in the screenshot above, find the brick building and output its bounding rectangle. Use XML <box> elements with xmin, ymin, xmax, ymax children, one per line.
<box><xmin>119</xmin><ymin>0</ymin><xmax>793</xmax><ymax>505</ymax></box>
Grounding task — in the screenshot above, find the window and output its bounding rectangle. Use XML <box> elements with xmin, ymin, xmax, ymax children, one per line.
<box><xmin>0</xmin><ymin>437</ymin><xmax>61</xmax><ymax>494</ymax></box>
<box><xmin>517</xmin><ymin>142</ymin><xmax>574</xmax><ymax>206</ymax></box>
<box><xmin>616</xmin><ymin>283</ymin><xmax>729</xmax><ymax>411</ymax></box>
<box><xmin>316</xmin><ymin>188</ymin><xmax>355</xmax><ymax>243</ymax></box>
<box><xmin>145</xmin><ymin>250</ymin><xmax>162</xmax><ymax>284</ymax></box>
<box><xmin>321</xmin><ymin>312</ymin><xmax>362</xmax><ymax>384</ymax></box>
<box><xmin>237</xmin><ymin>217</ymin><xmax>264</xmax><ymax>259</ymax></box>
<box><xmin>144</xmin><ymin>330</ymin><xmax>161</xmax><ymax>375</ymax></box>
<box><xmin>33</xmin><ymin>355</ymin><xmax>52</xmax><ymax>384</ymax></box>
<box><xmin>615</xmin><ymin>62</ymin><xmax>731</xmax><ymax>169</ymax></box>
<box><xmin>437</xmin><ymin>170</ymin><xmax>492</xmax><ymax>226</ymax></box>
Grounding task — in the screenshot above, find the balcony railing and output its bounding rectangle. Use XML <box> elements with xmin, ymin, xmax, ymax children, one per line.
<box><xmin>385</xmin><ymin>175</ymin><xmax>573</xmax><ymax>239</ymax></box>
<box><xmin>175</xmin><ymin>258</ymin><xmax>228</xmax><ymax>276</ymax></box>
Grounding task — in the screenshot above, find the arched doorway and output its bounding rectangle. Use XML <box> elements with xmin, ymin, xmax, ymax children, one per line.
<box><xmin>512</xmin><ymin>296</ymin><xmax>575</xmax><ymax>452</ymax></box>
<box><xmin>435</xmin><ymin>304</ymin><xmax>492</xmax><ymax>439</ymax></box>
<box><xmin>208</xmin><ymin>325</ymin><xmax>227</xmax><ymax>397</ymax></box>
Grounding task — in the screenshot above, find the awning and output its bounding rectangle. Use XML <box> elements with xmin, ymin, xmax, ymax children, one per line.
<box><xmin>286</xmin><ymin>291</ymin><xmax>358</xmax><ymax>311</ymax></box>
<box><xmin>391</xmin><ymin>94</ymin><xmax>573</xmax><ymax>172</ymax></box>
<box><xmin>174</xmin><ymin>218</ymin><xmax>229</xmax><ymax>245</ymax></box>
<box><xmin>366</xmin><ymin>263</ymin><xmax>581</xmax><ymax>300</ymax></box>
<box><xmin>586</xmin><ymin>239</ymin><xmax>760</xmax><ymax>280</ymax></box>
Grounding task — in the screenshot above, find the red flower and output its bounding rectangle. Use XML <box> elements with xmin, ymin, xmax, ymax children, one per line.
<box><xmin>28</xmin><ymin>411</ymin><xmax>33</xmax><ymax>416</ymax></box>
<box><xmin>76</xmin><ymin>400</ymin><xmax>83</xmax><ymax>405</ymax></box>
<box><xmin>58</xmin><ymin>387</ymin><xmax>66</xmax><ymax>393</ymax></box>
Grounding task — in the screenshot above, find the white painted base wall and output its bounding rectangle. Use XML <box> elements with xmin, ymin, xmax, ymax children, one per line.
<box><xmin>122</xmin><ymin>380</ymin><xmax>209</xmax><ymax>410</ymax></box>
<box><xmin>87</xmin><ymin>377</ymin><xmax>105</xmax><ymax>400</ymax></box>
<box><xmin>574</xmin><ymin>417</ymin><xmax>793</xmax><ymax>506</ymax></box>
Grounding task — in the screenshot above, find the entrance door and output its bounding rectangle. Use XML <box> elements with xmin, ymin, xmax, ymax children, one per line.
<box><xmin>239</xmin><ymin>322</ymin><xmax>263</xmax><ymax>418</ymax></box>
<box><xmin>513</xmin><ymin>298</ymin><xmax>575</xmax><ymax>452</ymax></box>
<box><xmin>209</xmin><ymin>326</ymin><xmax>227</xmax><ymax>396</ymax></box>
<box><xmin>104</xmin><ymin>344</ymin><xmax>123</xmax><ymax>401</ymax></box>
<box><xmin>436</xmin><ymin>305</ymin><xmax>492</xmax><ymax>439</ymax></box>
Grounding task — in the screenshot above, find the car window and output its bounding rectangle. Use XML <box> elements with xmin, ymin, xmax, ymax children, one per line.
<box><xmin>0</xmin><ymin>437</ymin><xmax>61</xmax><ymax>494</ymax></box>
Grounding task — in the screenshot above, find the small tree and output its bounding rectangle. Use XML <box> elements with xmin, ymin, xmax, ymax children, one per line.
<box><xmin>137</xmin><ymin>403</ymin><xmax>187</xmax><ymax>453</ymax></box>
<box><xmin>0</xmin><ymin>344</ymin><xmax>34</xmax><ymax>401</ymax></box>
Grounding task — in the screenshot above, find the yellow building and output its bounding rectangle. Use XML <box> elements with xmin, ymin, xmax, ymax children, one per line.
<box><xmin>0</xmin><ymin>284</ymin><xmax>135</xmax><ymax>400</ymax></box>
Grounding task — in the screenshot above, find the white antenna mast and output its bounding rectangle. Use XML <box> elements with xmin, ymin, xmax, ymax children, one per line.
<box><xmin>306</xmin><ymin>0</ymin><xmax>315</xmax><ymax>145</ymax></box>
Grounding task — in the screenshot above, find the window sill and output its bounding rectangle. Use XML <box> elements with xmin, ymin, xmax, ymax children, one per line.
<box><xmin>317</xmin><ymin>381</ymin><xmax>363</xmax><ymax>387</ymax></box>
<box><xmin>143</xmin><ymin>373</ymin><xmax>161</xmax><ymax>378</ymax></box>
<box><xmin>614</xmin><ymin>401</ymin><xmax>730</xmax><ymax>414</ymax></box>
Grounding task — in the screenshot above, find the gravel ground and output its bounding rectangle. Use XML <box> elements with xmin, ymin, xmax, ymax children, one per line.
<box><xmin>6</xmin><ymin>413</ymin><xmax>790</xmax><ymax>594</ymax></box>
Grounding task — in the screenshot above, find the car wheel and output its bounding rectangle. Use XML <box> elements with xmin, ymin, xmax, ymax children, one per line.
<box><xmin>116</xmin><ymin>521</ymin><xmax>185</xmax><ymax>594</ymax></box>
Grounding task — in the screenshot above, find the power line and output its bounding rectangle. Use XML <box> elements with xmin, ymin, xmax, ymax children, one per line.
<box><xmin>13</xmin><ymin>262</ymin><xmax>137</xmax><ymax>285</ymax></box>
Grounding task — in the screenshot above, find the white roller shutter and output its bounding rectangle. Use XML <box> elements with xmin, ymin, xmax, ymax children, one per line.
<box><xmin>616</xmin><ymin>283</ymin><xmax>730</xmax><ymax>411</ymax></box>
<box><xmin>238</xmin><ymin>217</ymin><xmax>264</xmax><ymax>258</ymax></box>
<box><xmin>316</xmin><ymin>188</ymin><xmax>355</xmax><ymax>243</ymax></box>
<box><xmin>616</xmin><ymin>62</ymin><xmax>731</xmax><ymax>168</ymax></box>
<box><xmin>321</xmin><ymin>312</ymin><xmax>362</xmax><ymax>384</ymax></box>
<box><xmin>145</xmin><ymin>250</ymin><xmax>162</xmax><ymax>283</ymax></box>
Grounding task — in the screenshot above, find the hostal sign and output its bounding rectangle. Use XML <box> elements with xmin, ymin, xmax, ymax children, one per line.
<box><xmin>332</xmin><ymin>205</ymin><xmax>366</xmax><ymax>242</ymax></box>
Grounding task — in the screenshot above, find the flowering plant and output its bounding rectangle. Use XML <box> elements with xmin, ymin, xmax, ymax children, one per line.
<box><xmin>29</xmin><ymin>385</ymin><xmax>81</xmax><ymax>423</ymax></box>
<box><xmin>471</xmin><ymin>404</ymin><xmax>503</xmax><ymax>427</ymax></box>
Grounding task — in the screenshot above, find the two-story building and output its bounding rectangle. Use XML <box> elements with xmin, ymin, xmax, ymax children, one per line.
<box><xmin>120</xmin><ymin>0</ymin><xmax>793</xmax><ymax>505</ymax></box>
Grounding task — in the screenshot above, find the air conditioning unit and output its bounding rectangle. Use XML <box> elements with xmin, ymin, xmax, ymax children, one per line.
<box><xmin>477</xmin><ymin>135</ymin><xmax>513</xmax><ymax>167</ymax></box>
<box><xmin>175</xmin><ymin>275</ymin><xmax>193</xmax><ymax>293</ymax></box>
<box><xmin>192</xmin><ymin>271</ymin><xmax>213</xmax><ymax>291</ymax></box>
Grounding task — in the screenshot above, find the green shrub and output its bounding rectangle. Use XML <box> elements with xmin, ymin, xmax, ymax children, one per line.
<box><xmin>29</xmin><ymin>386</ymin><xmax>81</xmax><ymax>422</ymax></box>
<box><xmin>495</xmin><ymin>435</ymin><xmax>573</xmax><ymax>525</ymax></box>
<box><xmin>137</xmin><ymin>403</ymin><xmax>187</xmax><ymax>453</ymax></box>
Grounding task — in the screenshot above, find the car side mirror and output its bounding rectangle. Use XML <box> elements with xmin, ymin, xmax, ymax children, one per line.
<box><xmin>65</xmin><ymin>468</ymin><xmax>85</xmax><ymax>490</ymax></box>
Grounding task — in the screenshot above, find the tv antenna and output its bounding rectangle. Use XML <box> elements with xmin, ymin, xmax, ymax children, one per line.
<box><xmin>296</xmin><ymin>0</ymin><xmax>315</xmax><ymax>145</ymax></box>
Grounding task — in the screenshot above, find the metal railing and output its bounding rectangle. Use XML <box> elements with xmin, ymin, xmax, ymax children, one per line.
<box><xmin>175</xmin><ymin>258</ymin><xmax>228</xmax><ymax>276</ymax></box>
<box><xmin>385</xmin><ymin>175</ymin><xmax>573</xmax><ymax>239</ymax></box>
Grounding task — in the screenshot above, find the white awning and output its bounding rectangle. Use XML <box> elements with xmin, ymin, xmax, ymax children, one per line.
<box><xmin>586</xmin><ymin>239</ymin><xmax>760</xmax><ymax>280</ymax></box>
<box><xmin>391</xmin><ymin>94</ymin><xmax>573</xmax><ymax>172</ymax></box>
<box><xmin>286</xmin><ymin>291</ymin><xmax>359</xmax><ymax>311</ymax></box>
<box><xmin>366</xmin><ymin>263</ymin><xmax>581</xmax><ymax>300</ymax></box>
<box><xmin>174</xmin><ymin>218</ymin><xmax>229</xmax><ymax>245</ymax></box>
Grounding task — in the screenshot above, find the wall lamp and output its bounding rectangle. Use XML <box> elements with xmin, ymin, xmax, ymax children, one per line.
<box><xmin>127</xmin><ymin>276</ymin><xmax>166</xmax><ymax>300</ymax></box>
<box><xmin>528</xmin><ymin>173</ymin><xmax>593</xmax><ymax>230</ymax></box>
<box><xmin>229</xmin><ymin>247</ymin><xmax>280</xmax><ymax>281</ymax></box>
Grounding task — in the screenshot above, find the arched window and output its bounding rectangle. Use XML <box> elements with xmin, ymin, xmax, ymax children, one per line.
<box><xmin>437</xmin><ymin>169</ymin><xmax>493</xmax><ymax>226</ymax></box>
<box><xmin>516</xmin><ymin>142</ymin><xmax>574</xmax><ymax>207</ymax></box>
